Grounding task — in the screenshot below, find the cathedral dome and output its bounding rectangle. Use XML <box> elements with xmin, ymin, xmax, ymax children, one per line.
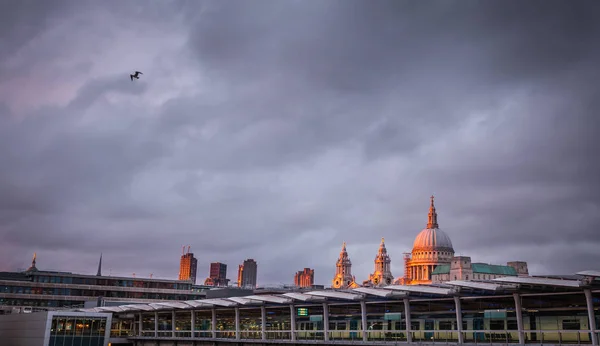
<box><xmin>411</xmin><ymin>195</ymin><xmax>455</xmax><ymax>253</ymax></box>
<box><xmin>412</xmin><ymin>228</ymin><xmax>454</xmax><ymax>252</ymax></box>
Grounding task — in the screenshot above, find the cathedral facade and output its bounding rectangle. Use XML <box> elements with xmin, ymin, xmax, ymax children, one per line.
<box><xmin>399</xmin><ymin>196</ymin><xmax>455</xmax><ymax>285</ymax></box>
<box><xmin>329</xmin><ymin>196</ymin><xmax>528</xmax><ymax>288</ymax></box>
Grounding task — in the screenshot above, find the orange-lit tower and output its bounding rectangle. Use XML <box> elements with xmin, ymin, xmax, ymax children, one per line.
<box><xmin>178</xmin><ymin>246</ymin><xmax>198</xmax><ymax>284</ymax></box>
<box><xmin>366</xmin><ymin>238</ymin><xmax>394</xmax><ymax>286</ymax></box>
<box><xmin>331</xmin><ymin>242</ymin><xmax>359</xmax><ymax>289</ymax></box>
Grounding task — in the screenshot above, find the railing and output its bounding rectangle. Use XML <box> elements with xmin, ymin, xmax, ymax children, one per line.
<box><xmin>129</xmin><ymin>329</ymin><xmax>600</xmax><ymax>344</ymax></box>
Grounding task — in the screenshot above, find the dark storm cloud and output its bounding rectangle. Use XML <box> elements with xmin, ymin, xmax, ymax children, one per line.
<box><xmin>0</xmin><ymin>0</ymin><xmax>599</xmax><ymax>283</ymax></box>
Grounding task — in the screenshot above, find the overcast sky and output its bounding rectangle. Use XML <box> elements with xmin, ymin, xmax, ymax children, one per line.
<box><xmin>1</xmin><ymin>0</ymin><xmax>599</xmax><ymax>286</ymax></box>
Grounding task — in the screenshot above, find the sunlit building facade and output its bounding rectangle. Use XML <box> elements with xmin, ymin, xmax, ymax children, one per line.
<box><xmin>294</xmin><ymin>268</ymin><xmax>314</xmax><ymax>288</ymax></box>
<box><xmin>178</xmin><ymin>246</ymin><xmax>198</xmax><ymax>284</ymax></box>
<box><xmin>400</xmin><ymin>196</ymin><xmax>527</xmax><ymax>285</ymax></box>
<box><xmin>363</xmin><ymin>238</ymin><xmax>394</xmax><ymax>287</ymax></box>
<box><xmin>331</xmin><ymin>242</ymin><xmax>359</xmax><ymax>289</ymax></box>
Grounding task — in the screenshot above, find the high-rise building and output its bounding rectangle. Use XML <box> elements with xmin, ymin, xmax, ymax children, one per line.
<box><xmin>204</xmin><ymin>262</ymin><xmax>230</xmax><ymax>287</ymax></box>
<box><xmin>294</xmin><ymin>268</ymin><xmax>314</xmax><ymax>288</ymax></box>
<box><xmin>237</xmin><ymin>259</ymin><xmax>257</xmax><ymax>289</ymax></box>
<box><xmin>178</xmin><ymin>246</ymin><xmax>198</xmax><ymax>284</ymax></box>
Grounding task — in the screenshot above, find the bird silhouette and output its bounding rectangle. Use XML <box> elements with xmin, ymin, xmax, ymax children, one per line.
<box><xmin>130</xmin><ymin>71</ymin><xmax>143</xmax><ymax>81</ymax></box>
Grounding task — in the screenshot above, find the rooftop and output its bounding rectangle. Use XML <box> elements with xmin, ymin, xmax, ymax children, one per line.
<box><xmin>78</xmin><ymin>269</ymin><xmax>600</xmax><ymax>314</ymax></box>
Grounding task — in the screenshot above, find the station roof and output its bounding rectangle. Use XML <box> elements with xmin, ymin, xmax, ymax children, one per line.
<box><xmin>445</xmin><ymin>280</ymin><xmax>518</xmax><ymax>292</ymax></box>
<box><xmin>384</xmin><ymin>284</ymin><xmax>456</xmax><ymax>295</ymax></box>
<box><xmin>492</xmin><ymin>276</ymin><xmax>582</xmax><ymax>288</ymax></box>
<box><xmin>78</xmin><ymin>270</ymin><xmax>598</xmax><ymax>314</ymax></box>
<box><xmin>577</xmin><ymin>270</ymin><xmax>600</xmax><ymax>278</ymax></box>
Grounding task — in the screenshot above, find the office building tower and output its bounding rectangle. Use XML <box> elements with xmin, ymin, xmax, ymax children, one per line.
<box><xmin>294</xmin><ymin>268</ymin><xmax>314</xmax><ymax>288</ymax></box>
<box><xmin>178</xmin><ymin>246</ymin><xmax>198</xmax><ymax>284</ymax></box>
<box><xmin>237</xmin><ymin>259</ymin><xmax>257</xmax><ymax>289</ymax></box>
<box><xmin>204</xmin><ymin>262</ymin><xmax>230</xmax><ymax>287</ymax></box>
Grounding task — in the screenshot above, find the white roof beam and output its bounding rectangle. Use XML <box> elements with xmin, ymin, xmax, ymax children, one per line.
<box><xmin>281</xmin><ymin>292</ymin><xmax>325</xmax><ymax>302</ymax></box>
<box><xmin>245</xmin><ymin>295</ymin><xmax>293</xmax><ymax>304</ymax></box>
<box><xmin>446</xmin><ymin>280</ymin><xmax>517</xmax><ymax>291</ymax></box>
<box><xmin>384</xmin><ymin>285</ymin><xmax>454</xmax><ymax>295</ymax></box>
<box><xmin>185</xmin><ymin>300</ymin><xmax>215</xmax><ymax>308</ymax></box>
<box><xmin>198</xmin><ymin>298</ymin><xmax>238</xmax><ymax>307</ymax></box>
<box><xmin>577</xmin><ymin>270</ymin><xmax>600</xmax><ymax>278</ymax></box>
<box><xmin>96</xmin><ymin>306</ymin><xmax>125</xmax><ymax>313</ymax></box>
<box><xmin>128</xmin><ymin>304</ymin><xmax>159</xmax><ymax>311</ymax></box>
<box><xmin>305</xmin><ymin>290</ymin><xmax>364</xmax><ymax>301</ymax></box>
<box><xmin>492</xmin><ymin>276</ymin><xmax>582</xmax><ymax>288</ymax></box>
<box><xmin>153</xmin><ymin>301</ymin><xmax>194</xmax><ymax>309</ymax></box>
<box><xmin>353</xmin><ymin>287</ymin><xmax>407</xmax><ymax>298</ymax></box>
<box><xmin>227</xmin><ymin>297</ymin><xmax>258</xmax><ymax>305</ymax></box>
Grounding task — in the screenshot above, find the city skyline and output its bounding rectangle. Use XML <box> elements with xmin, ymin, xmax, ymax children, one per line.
<box><xmin>3</xmin><ymin>194</ymin><xmax>597</xmax><ymax>285</ymax></box>
<box><xmin>1</xmin><ymin>1</ymin><xmax>599</xmax><ymax>286</ymax></box>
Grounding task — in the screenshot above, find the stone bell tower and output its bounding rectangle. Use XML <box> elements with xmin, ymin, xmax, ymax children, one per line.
<box><xmin>366</xmin><ymin>238</ymin><xmax>394</xmax><ymax>286</ymax></box>
<box><xmin>332</xmin><ymin>242</ymin><xmax>358</xmax><ymax>289</ymax></box>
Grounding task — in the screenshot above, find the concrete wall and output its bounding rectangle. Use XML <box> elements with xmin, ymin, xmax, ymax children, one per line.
<box><xmin>0</xmin><ymin>311</ymin><xmax>50</xmax><ymax>346</ymax></box>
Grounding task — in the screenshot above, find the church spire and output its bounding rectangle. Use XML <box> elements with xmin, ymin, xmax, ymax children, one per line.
<box><xmin>96</xmin><ymin>253</ymin><xmax>103</xmax><ymax>276</ymax></box>
<box><xmin>378</xmin><ymin>237</ymin><xmax>387</xmax><ymax>255</ymax></box>
<box><xmin>26</xmin><ymin>252</ymin><xmax>38</xmax><ymax>272</ymax></box>
<box><xmin>427</xmin><ymin>195</ymin><xmax>439</xmax><ymax>229</ymax></box>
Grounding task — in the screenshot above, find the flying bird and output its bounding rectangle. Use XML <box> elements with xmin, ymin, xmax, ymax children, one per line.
<box><xmin>130</xmin><ymin>71</ymin><xmax>143</xmax><ymax>81</ymax></box>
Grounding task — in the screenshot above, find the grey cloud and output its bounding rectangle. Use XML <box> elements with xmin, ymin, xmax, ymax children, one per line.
<box><xmin>0</xmin><ymin>1</ymin><xmax>599</xmax><ymax>285</ymax></box>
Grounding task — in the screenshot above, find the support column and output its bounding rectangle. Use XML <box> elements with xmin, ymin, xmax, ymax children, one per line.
<box><xmin>323</xmin><ymin>302</ymin><xmax>330</xmax><ymax>341</ymax></box>
<box><xmin>584</xmin><ymin>289</ymin><xmax>598</xmax><ymax>346</ymax></box>
<box><xmin>261</xmin><ymin>305</ymin><xmax>267</xmax><ymax>340</ymax></box>
<box><xmin>290</xmin><ymin>304</ymin><xmax>296</xmax><ymax>341</ymax></box>
<box><xmin>454</xmin><ymin>296</ymin><xmax>464</xmax><ymax>344</ymax></box>
<box><xmin>234</xmin><ymin>306</ymin><xmax>240</xmax><ymax>340</ymax></box>
<box><xmin>361</xmin><ymin>300</ymin><xmax>368</xmax><ymax>341</ymax></box>
<box><xmin>211</xmin><ymin>308</ymin><xmax>216</xmax><ymax>338</ymax></box>
<box><xmin>154</xmin><ymin>311</ymin><xmax>158</xmax><ymax>337</ymax></box>
<box><xmin>404</xmin><ymin>298</ymin><xmax>412</xmax><ymax>343</ymax></box>
<box><xmin>172</xmin><ymin>310</ymin><xmax>176</xmax><ymax>337</ymax></box>
<box><xmin>191</xmin><ymin>310</ymin><xmax>195</xmax><ymax>337</ymax></box>
<box><xmin>138</xmin><ymin>313</ymin><xmax>143</xmax><ymax>337</ymax></box>
<box><xmin>513</xmin><ymin>293</ymin><xmax>525</xmax><ymax>345</ymax></box>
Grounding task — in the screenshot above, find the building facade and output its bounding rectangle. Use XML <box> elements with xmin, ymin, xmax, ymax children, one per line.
<box><xmin>293</xmin><ymin>268</ymin><xmax>314</xmax><ymax>288</ymax></box>
<box><xmin>0</xmin><ymin>310</ymin><xmax>113</xmax><ymax>346</ymax></box>
<box><xmin>178</xmin><ymin>246</ymin><xmax>198</xmax><ymax>284</ymax></box>
<box><xmin>204</xmin><ymin>262</ymin><xmax>230</xmax><ymax>287</ymax></box>
<box><xmin>364</xmin><ymin>238</ymin><xmax>394</xmax><ymax>287</ymax></box>
<box><xmin>237</xmin><ymin>259</ymin><xmax>257</xmax><ymax>289</ymax></box>
<box><xmin>400</xmin><ymin>196</ymin><xmax>528</xmax><ymax>285</ymax></box>
<box><xmin>431</xmin><ymin>256</ymin><xmax>526</xmax><ymax>283</ymax></box>
<box><xmin>400</xmin><ymin>196</ymin><xmax>454</xmax><ymax>285</ymax></box>
<box><xmin>331</xmin><ymin>242</ymin><xmax>359</xmax><ymax>289</ymax></box>
<box><xmin>0</xmin><ymin>255</ymin><xmax>207</xmax><ymax>311</ymax></box>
